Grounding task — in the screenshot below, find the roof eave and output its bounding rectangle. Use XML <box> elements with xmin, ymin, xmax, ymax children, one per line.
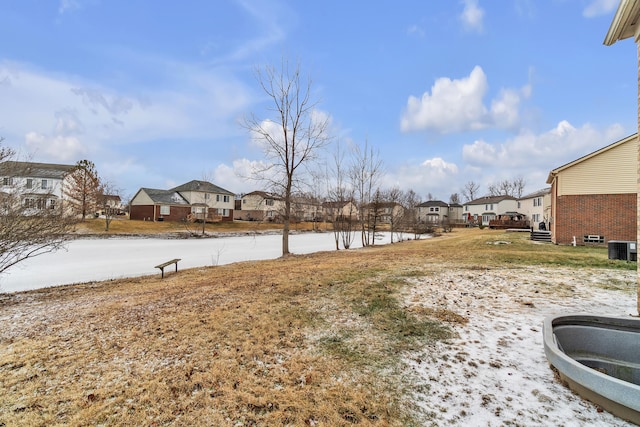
<box><xmin>604</xmin><ymin>0</ymin><xmax>640</xmax><ymax>45</ymax></box>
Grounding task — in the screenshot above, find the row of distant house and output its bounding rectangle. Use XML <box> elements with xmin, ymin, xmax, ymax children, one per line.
<box><xmin>0</xmin><ymin>132</ymin><xmax>636</xmax><ymax>245</ymax></box>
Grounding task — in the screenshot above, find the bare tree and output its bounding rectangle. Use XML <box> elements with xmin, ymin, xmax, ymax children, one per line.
<box><xmin>64</xmin><ymin>159</ymin><xmax>101</xmax><ymax>221</ymax></box>
<box><xmin>462</xmin><ymin>181</ymin><xmax>480</xmax><ymax>202</ymax></box>
<box><xmin>327</xmin><ymin>141</ymin><xmax>355</xmax><ymax>249</ymax></box>
<box><xmin>512</xmin><ymin>176</ymin><xmax>526</xmax><ymax>198</ymax></box>
<box><xmin>97</xmin><ymin>180</ymin><xmax>121</xmax><ymax>232</ymax></box>
<box><xmin>0</xmin><ymin>140</ymin><xmax>77</xmax><ymax>279</ymax></box>
<box><xmin>449</xmin><ymin>193</ymin><xmax>461</xmax><ymax>204</ymax></box>
<box><xmin>385</xmin><ymin>187</ymin><xmax>405</xmax><ymax>243</ymax></box>
<box><xmin>243</xmin><ymin>59</ymin><xmax>330</xmax><ymax>256</ymax></box>
<box><xmin>488</xmin><ymin>176</ymin><xmax>526</xmax><ymax>198</ymax></box>
<box><xmin>350</xmin><ymin>140</ymin><xmax>383</xmax><ymax>247</ymax></box>
<box><xmin>402</xmin><ymin>189</ymin><xmax>423</xmax><ymax>239</ymax></box>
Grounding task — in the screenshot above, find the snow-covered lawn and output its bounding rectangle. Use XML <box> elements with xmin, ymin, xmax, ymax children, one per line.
<box><xmin>0</xmin><ymin>231</ymin><xmax>394</xmax><ymax>293</ymax></box>
<box><xmin>402</xmin><ymin>265</ymin><xmax>637</xmax><ymax>426</ymax></box>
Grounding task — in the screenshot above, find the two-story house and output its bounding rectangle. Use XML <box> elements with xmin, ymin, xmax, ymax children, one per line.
<box><xmin>322</xmin><ymin>200</ymin><xmax>358</xmax><ymax>222</ymax></box>
<box><xmin>518</xmin><ymin>188</ymin><xmax>551</xmax><ymax>231</ymax></box>
<box><xmin>418</xmin><ymin>200</ymin><xmax>466</xmax><ymax>225</ymax></box>
<box><xmin>0</xmin><ymin>161</ymin><xmax>76</xmax><ymax>213</ymax></box>
<box><xmin>417</xmin><ymin>200</ymin><xmax>449</xmax><ymax>224</ymax></box>
<box><xmin>463</xmin><ymin>195</ymin><xmax>519</xmax><ymax>226</ymax></box>
<box><xmin>546</xmin><ymin>134</ymin><xmax>637</xmax><ymax>245</ymax></box>
<box><xmin>235</xmin><ymin>191</ymin><xmax>285</xmax><ymax>221</ymax></box>
<box><xmin>130</xmin><ymin>180</ymin><xmax>235</xmax><ymax>222</ymax></box>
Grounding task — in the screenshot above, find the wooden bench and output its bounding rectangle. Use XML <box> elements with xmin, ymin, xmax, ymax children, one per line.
<box><xmin>155</xmin><ymin>258</ymin><xmax>181</xmax><ymax>278</ymax></box>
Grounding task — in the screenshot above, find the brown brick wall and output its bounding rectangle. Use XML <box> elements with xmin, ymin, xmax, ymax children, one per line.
<box><xmin>129</xmin><ymin>205</ymin><xmax>191</xmax><ymax>222</ymax></box>
<box><xmin>554</xmin><ymin>193</ymin><xmax>636</xmax><ymax>245</ymax></box>
<box><xmin>130</xmin><ymin>205</ymin><xmax>234</xmax><ymax>222</ymax></box>
<box><xmin>129</xmin><ymin>205</ymin><xmax>155</xmax><ymax>221</ymax></box>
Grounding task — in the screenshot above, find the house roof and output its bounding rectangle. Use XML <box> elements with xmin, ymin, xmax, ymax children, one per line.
<box><xmin>466</xmin><ymin>195</ymin><xmax>516</xmax><ymax>205</ymax></box>
<box><xmin>519</xmin><ymin>187</ymin><xmax>551</xmax><ymax>200</ymax></box>
<box><xmin>0</xmin><ymin>161</ymin><xmax>76</xmax><ymax>179</ymax></box>
<box><xmin>604</xmin><ymin>0</ymin><xmax>640</xmax><ymax>45</ymax></box>
<box><xmin>417</xmin><ymin>200</ymin><xmax>448</xmax><ymax>208</ymax></box>
<box><xmin>244</xmin><ymin>190</ymin><xmax>282</xmax><ymax>200</ymax></box>
<box><xmin>322</xmin><ymin>200</ymin><xmax>353</xmax><ymax>208</ymax></box>
<box><xmin>545</xmin><ymin>133</ymin><xmax>637</xmax><ymax>184</ymax></box>
<box><xmin>139</xmin><ymin>188</ymin><xmax>189</xmax><ymax>205</ymax></box>
<box><xmin>170</xmin><ymin>180</ymin><xmax>234</xmax><ymax>195</ymax></box>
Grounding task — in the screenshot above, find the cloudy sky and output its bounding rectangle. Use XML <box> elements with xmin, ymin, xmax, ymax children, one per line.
<box><xmin>0</xmin><ymin>0</ymin><xmax>635</xmax><ymax>201</ymax></box>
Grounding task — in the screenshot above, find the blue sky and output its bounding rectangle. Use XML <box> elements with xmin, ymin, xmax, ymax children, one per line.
<box><xmin>0</xmin><ymin>0</ymin><xmax>636</xmax><ymax>201</ymax></box>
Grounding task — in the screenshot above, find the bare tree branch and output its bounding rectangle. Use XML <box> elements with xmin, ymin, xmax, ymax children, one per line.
<box><xmin>242</xmin><ymin>59</ymin><xmax>331</xmax><ymax>255</ymax></box>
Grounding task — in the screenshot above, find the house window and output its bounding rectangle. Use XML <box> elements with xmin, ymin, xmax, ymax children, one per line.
<box><xmin>217</xmin><ymin>208</ymin><xmax>229</xmax><ymax>216</ymax></box>
<box><xmin>266</xmin><ymin>199</ymin><xmax>274</xmax><ymax>206</ymax></box>
<box><xmin>23</xmin><ymin>198</ymin><xmax>35</xmax><ymax>208</ymax></box>
<box><xmin>465</xmin><ymin>206</ymin><xmax>468</xmax><ymax>211</ymax></box>
<box><xmin>216</xmin><ymin>195</ymin><xmax>220</xmax><ymax>202</ymax></box>
<box><xmin>224</xmin><ymin>195</ymin><xmax>229</xmax><ymax>202</ymax></box>
<box><xmin>517</xmin><ymin>201</ymin><xmax>521</xmax><ymax>209</ymax></box>
<box><xmin>243</xmin><ymin>199</ymin><xmax>246</xmax><ymax>204</ymax></box>
<box><xmin>26</xmin><ymin>179</ymin><xmax>33</xmax><ymax>189</ymax></box>
<box><xmin>205</xmin><ymin>193</ymin><xmax>210</xmax><ymax>200</ymax></box>
<box><xmin>41</xmin><ymin>179</ymin><xmax>48</xmax><ymax>189</ymax></box>
<box><xmin>160</xmin><ymin>205</ymin><xmax>170</xmax><ymax>215</ymax></box>
<box><xmin>49</xmin><ymin>199</ymin><xmax>56</xmax><ymax>210</ymax></box>
<box><xmin>2</xmin><ymin>177</ymin><xmax>13</xmax><ymax>186</ymax></box>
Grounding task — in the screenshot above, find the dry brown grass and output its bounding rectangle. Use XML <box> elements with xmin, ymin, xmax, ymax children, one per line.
<box><xmin>73</xmin><ymin>217</ymin><xmax>327</xmax><ymax>236</ymax></box>
<box><xmin>0</xmin><ymin>227</ymin><xmax>627</xmax><ymax>426</ymax></box>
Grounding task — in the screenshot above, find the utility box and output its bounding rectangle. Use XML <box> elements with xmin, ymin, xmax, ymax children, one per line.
<box><xmin>607</xmin><ymin>240</ymin><xmax>637</xmax><ymax>262</ymax></box>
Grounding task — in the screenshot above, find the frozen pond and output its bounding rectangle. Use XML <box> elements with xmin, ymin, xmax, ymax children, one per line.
<box><xmin>0</xmin><ymin>231</ymin><xmax>396</xmax><ymax>293</ymax></box>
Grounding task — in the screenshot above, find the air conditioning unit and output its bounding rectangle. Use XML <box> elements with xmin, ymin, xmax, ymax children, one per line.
<box><xmin>607</xmin><ymin>240</ymin><xmax>637</xmax><ymax>262</ymax></box>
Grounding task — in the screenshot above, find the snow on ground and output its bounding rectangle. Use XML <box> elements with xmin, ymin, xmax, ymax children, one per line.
<box><xmin>402</xmin><ymin>265</ymin><xmax>637</xmax><ymax>426</ymax></box>
<box><xmin>0</xmin><ymin>232</ymin><xmax>394</xmax><ymax>293</ymax></box>
<box><xmin>2</xmin><ymin>233</ymin><xmax>638</xmax><ymax>425</ymax></box>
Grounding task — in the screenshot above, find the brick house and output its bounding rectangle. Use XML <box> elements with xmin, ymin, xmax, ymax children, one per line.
<box><xmin>546</xmin><ymin>133</ymin><xmax>637</xmax><ymax>245</ymax></box>
<box><xmin>130</xmin><ymin>180</ymin><xmax>235</xmax><ymax>222</ymax></box>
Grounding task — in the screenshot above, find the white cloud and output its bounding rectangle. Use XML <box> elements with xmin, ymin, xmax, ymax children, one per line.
<box><xmin>382</xmin><ymin>157</ymin><xmax>460</xmax><ymax>199</ymax></box>
<box><xmin>400</xmin><ymin>66</ymin><xmax>529</xmax><ymax>134</ymax></box>
<box><xmin>0</xmin><ymin>60</ymin><xmax>252</xmax><ymax>160</ymax></box>
<box><xmin>249</xmin><ymin>109</ymin><xmax>332</xmax><ymax>155</ymax></box>
<box><xmin>407</xmin><ymin>24</ymin><xmax>425</xmax><ymax>38</ymax></box>
<box><xmin>58</xmin><ymin>0</ymin><xmax>81</xmax><ymax>15</ymax></box>
<box><xmin>460</xmin><ymin>0</ymin><xmax>485</xmax><ymax>33</ymax></box>
<box><xmin>583</xmin><ymin>0</ymin><xmax>618</xmax><ymax>18</ymax></box>
<box><xmin>462</xmin><ymin>120</ymin><xmax>627</xmax><ymax>171</ymax></box>
<box><xmin>25</xmin><ymin>132</ymin><xmax>86</xmax><ymax>161</ymax></box>
<box><xmin>213</xmin><ymin>158</ymin><xmax>270</xmax><ymax>194</ymax></box>
<box><xmin>421</xmin><ymin>157</ymin><xmax>459</xmax><ymax>175</ymax></box>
